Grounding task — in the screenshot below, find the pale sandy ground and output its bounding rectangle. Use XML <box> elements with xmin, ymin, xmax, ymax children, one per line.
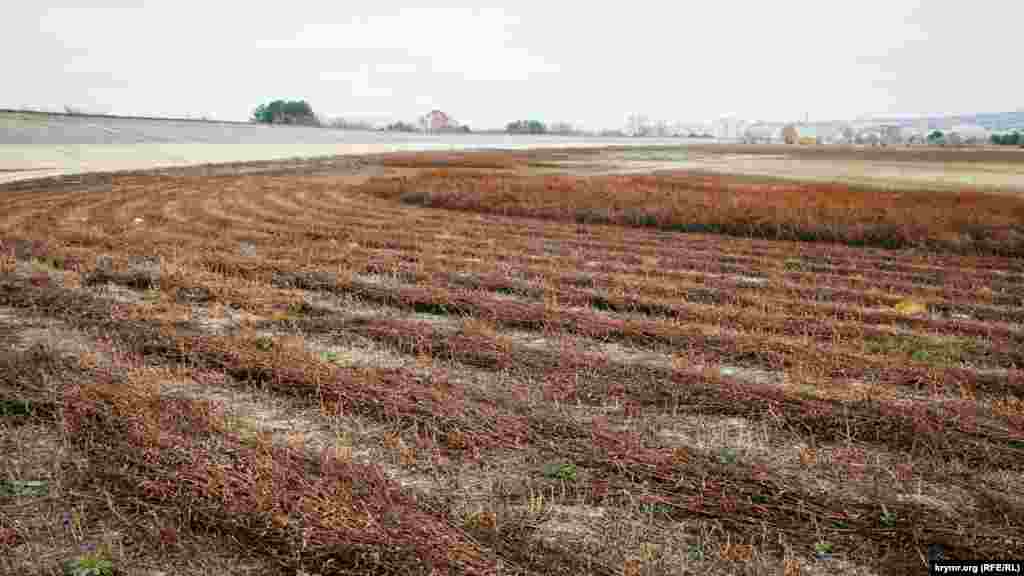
<box><xmin>683</xmin><ymin>155</ymin><xmax>1024</xmax><ymax>192</ymax></box>
<box><xmin>0</xmin><ymin>141</ymin><xmax>656</xmax><ymax>185</ymax></box>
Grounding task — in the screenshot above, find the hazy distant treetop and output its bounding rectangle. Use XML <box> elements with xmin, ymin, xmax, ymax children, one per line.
<box><xmin>252</xmin><ymin>100</ymin><xmax>317</xmax><ymax>125</ymax></box>
<box><xmin>548</xmin><ymin>121</ymin><xmax>577</xmax><ymax>135</ymax></box>
<box><xmin>324</xmin><ymin>116</ymin><xmax>376</xmax><ymax>131</ymax></box>
<box><xmin>385</xmin><ymin>121</ymin><xmax>420</xmax><ymax>132</ymax></box>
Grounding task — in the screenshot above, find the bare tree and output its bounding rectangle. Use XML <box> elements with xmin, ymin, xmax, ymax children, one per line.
<box><xmin>548</xmin><ymin>121</ymin><xmax>576</xmax><ymax>135</ymax></box>
<box><xmin>884</xmin><ymin>125</ymin><xmax>903</xmax><ymax>146</ymax></box>
<box><xmin>324</xmin><ymin>116</ymin><xmax>375</xmax><ymax>131</ymax></box>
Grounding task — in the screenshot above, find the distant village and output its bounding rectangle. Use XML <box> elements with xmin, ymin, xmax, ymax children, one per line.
<box><xmin>622</xmin><ymin>111</ymin><xmax>1024</xmax><ymax>146</ymax></box>
<box><xmin>372</xmin><ymin>109</ymin><xmax>1024</xmax><ymax>146</ymax></box>
<box><xmin>726</xmin><ymin>119</ymin><xmax>1011</xmax><ymax>147</ymax></box>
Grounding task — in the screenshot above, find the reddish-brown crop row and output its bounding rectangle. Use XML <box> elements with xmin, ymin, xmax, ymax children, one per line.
<box><xmin>356</xmin><ymin>169</ymin><xmax>1024</xmax><ymax>256</ymax></box>
<box><xmin>31</xmin><ymin>168</ymin><xmax>1024</xmax><ymax>283</ymax></box>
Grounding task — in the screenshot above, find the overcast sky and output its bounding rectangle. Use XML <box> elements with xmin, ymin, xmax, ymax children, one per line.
<box><xmin>5</xmin><ymin>1</ymin><xmax>1022</xmax><ymax>129</ymax></box>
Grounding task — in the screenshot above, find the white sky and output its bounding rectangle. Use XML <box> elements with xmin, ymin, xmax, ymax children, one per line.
<box><xmin>5</xmin><ymin>1</ymin><xmax>1022</xmax><ymax>129</ymax></box>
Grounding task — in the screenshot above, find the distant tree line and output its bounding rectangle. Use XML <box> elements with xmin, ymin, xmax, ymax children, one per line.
<box><xmin>251</xmin><ymin>100</ymin><xmax>318</xmax><ymax>125</ymax></box>
<box><xmin>325</xmin><ymin>117</ymin><xmax>375</xmax><ymax>131</ymax></box>
<box><xmin>506</xmin><ymin>120</ymin><xmax>547</xmax><ymax>134</ymax></box>
<box><xmin>385</xmin><ymin>121</ymin><xmax>419</xmax><ymax>133</ymax></box>
<box><xmin>991</xmin><ymin>132</ymin><xmax>1022</xmax><ymax>146</ymax></box>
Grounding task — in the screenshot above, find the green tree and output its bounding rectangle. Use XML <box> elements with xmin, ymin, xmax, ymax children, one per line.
<box><xmin>927</xmin><ymin>130</ymin><xmax>944</xmax><ymax>143</ymax></box>
<box><xmin>251</xmin><ymin>100</ymin><xmax>317</xmax><ymax>125</ymax></box>
<box><xmin>282</xmin><ymin>100</ymin><xmax>313</xmax><ymax>119</ymax></box>
<box><xmin>251</xmin><ymin>103</ymin><xmax>271</xmax><ymax>123</ymax></box>
<box><xmin>385</xmin><ymin>121</ymin><xmax>419</xmax><ymax>132</ymax></box>
<box><xmin>990</xmin><ymin>132</ymin><xmax>1021</xmax><ymax>146</ymax></box>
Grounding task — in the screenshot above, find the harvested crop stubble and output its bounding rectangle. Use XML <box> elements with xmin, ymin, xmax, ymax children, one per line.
<box><xmin>61</xmin><ymin>366</ymin><xmax>497</xmax><ymax>575</ymax></box>
<box><xmin>3</xmin><ymin>149</ymin><xmax>1024</xmax><ymax>575</ymax></box>
<box><xmin>9</xmin><ymin>283</ymin><xmax>1020</xmax><ymax>575</ymax></box>
<box><xmin>261</xmin><ymin>272</ymin><xmax>1024</xmax><ymax>402</ymax></box>
<box><xmin>275</xmin><ymin>311</ymin><xmax>1024</xmax><ymax>471</ymax></box>
<box><xmin>7</xmin><ymin>273</ymin><xmax>1023</xmax><ymax>574</ymax></box>
<box><xmin>356</xmin><ymin>170</ymin><xmax>1024</xmax><ymax>255</ymax></box>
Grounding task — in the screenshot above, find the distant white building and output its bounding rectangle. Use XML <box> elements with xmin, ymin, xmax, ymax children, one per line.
<box><xmin>917</xmin><ymin>119</ymin><xmax>930</xmax><ymax>140</ymax></box>
<box><xmin>947</xmin><ymin>124</ymin><xmax>989</xmax><ymax>145</ymax></box>
<box><xmin>743</xmin><ymin>123</ymin><xmax>783</xmax><ymax>143</ymax></box>
<box><xmin>900</xmin><ymin>126</ymin><xmax>926</xmax><ymax>144</ymax></box>
<box><xmin>823</xmin><ymin>123</ymin><xmax>854</xmax><ymax>144</ymax></box>
<box><xmin>856</xmin><ymin>130</ymin><xmax>882</xmax><ymax>146</ymax></box>
<box><xmin>716</xmin><ymin>116</ymin><xmax>748</xmax><ymax>140</ymax></box>
<box><xmin>881</xmin><ymin>125</ymin><xmax>903</xmax><ymax>145</ymax></box>
<box><xmin>816</xmin><ymin>124</ymin><xmax>848</xmax><ymax>144</ymax></box>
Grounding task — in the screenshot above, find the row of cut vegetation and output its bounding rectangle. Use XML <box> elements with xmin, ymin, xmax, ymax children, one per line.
<box><xmin>356</xmin><ymin>169</ymin><xmax>1024</xmax><ymax>256</ymax></box>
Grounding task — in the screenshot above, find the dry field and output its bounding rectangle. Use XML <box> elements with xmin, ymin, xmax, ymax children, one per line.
<box><xmin>1</xmin><ymin>149</ymin><xmax>1023</xmax><ymax>575</ymax></box>
<box><xmin>681</xmin><ymin>144</ymin><xmax>1024</xmax><ymax>164</ymax></box>
<box><xmin>582</xmin><ymin>145</ymin><xmax>1024</xmax><ymax>194</ymax></box>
